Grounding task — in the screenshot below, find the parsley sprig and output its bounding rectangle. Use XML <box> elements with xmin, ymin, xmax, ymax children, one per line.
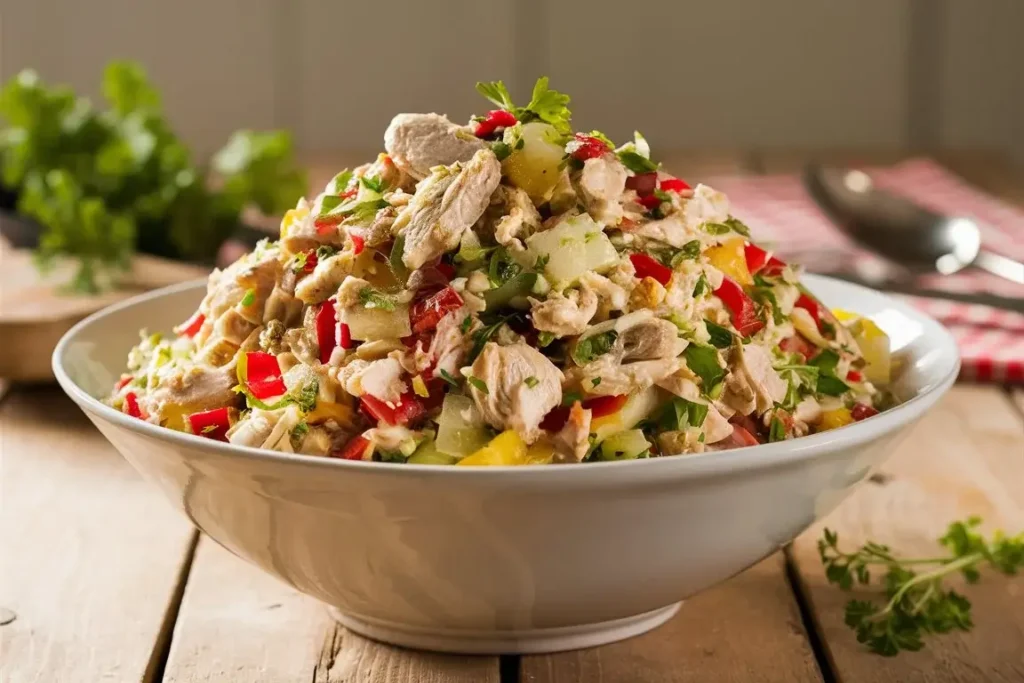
<box><xmin>475</xmin><ymin>77</ymin><xmax>572</xmax><ymax>135</ymax></box>
<box><xmin>819</xmin><ymin>518</ymin><xmax>1024</xmax><ymax>656</ymax></box>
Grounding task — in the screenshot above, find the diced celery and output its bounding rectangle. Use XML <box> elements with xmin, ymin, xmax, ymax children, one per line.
<box><xmin>407</xmin><ymin>440</ymin><xmax>457</xmax><ymax>465</ymax></box>
<box><xmin>435</xmin><ymin>394</ymin><xmax>493</xmax><ymax>457</ymax></box>
<box><xmin>598</xmin><ymin>429</ymin><xmax>651</xmax><ymax>461</ymax></box>
<box><xmin>345</xmin><ymin>304</ymin><xmax>411</xmax><ymax>341</ymax></box>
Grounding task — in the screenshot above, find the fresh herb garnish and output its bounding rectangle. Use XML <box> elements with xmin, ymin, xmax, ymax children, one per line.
<box><xmin>657</xmin><ymin>397</ymin><xmax>709</xmax><ymax>431</ymax></box>
<box><xmin>809</xmin><ymin>349</ymin><xmax>851</xmax><ymax>396</ymax></box>
<box><xmin>324</xmin><ymin>169</ymin><xmax>353</xmax><ymax>195</ymax></box>
<box><xmin>467</xmin><ymin>376</ymin><xmax>489</xmax><ymax>394</ymax></box>
<box><xmin>315</xmin><ymin>245</ymin><xmax>337</xmax><ymax>261</ymax></box>
<box><xmin>459</xmin><ymin>315</ymin><xmax>474</xmax><ymax>334</ymax></box>
<box><xmin>591</xmin><ymin>377</ymin><xmax>602</xmax><ymax>387</ymax></box>
<box><xmin>751</xmin><ymin>287</ymin><xmax>785</xmax><ymax>325</ymax></box>
<box><xmin>438</xmin><ymin>368</ymin><xmax>460</xmax><ymax>388</ymax></box>
<box><xmin>524</xmin><ymin>376</ymin><xmax>539</xmax><ymax>388</ymax></box>
<box><xmin>670</xmin><ymin>240</ymin><xmax>703</xmax><ymax>267</ymax></box>
<box><xmin>572</xmin><ymin>330</ymin><xmax>618</xmax><ymax>366</ymax></box>
<box><xmin>768</xmin><ymin>414</ymin><xmax>787</xmax><ymax>442</ymax></box>
<box><xmin>488</xmin><ymin>246</ymin><xmax>522</xmax><ymax>287</ymax></box>
<box><xmin>618</xmin><ymin>150</ymin><xmax>659</xmax><ymax>174</ymax></box>
<box><xmin>358</xmin><ymin>287</ymin><xmax>398</xmax><ymax>312</ymax></box>
<box><xmin>724</xmin><ymin>217</ymin><xmax>751</xmax><ymax>237</ymax></box>
<box><xmin>683</xmin><ymin>344</ymin><xmax>725</xmax><ymax>393</ymax></box>
<box><xmin>360</xmin><ymin>175</ymin><xmax>386</xmax><ymax>193</ymax></box>
<box><xmin>819</xmin><ymin>518</ymin><xmax>1024</xmax><ymax>656</ymax></box>
<box><xmin>475</xmin><ymin>77</ymin><xmax>572</xmax><ymax>135</ymax></box>
<box><xmin>704</xmin><ymin>320</ymin><xmax>734</xmax><ymax>349</ymax></box>
<box><xmin>468</xmin><ymin>315</ymin><xmax>513</xmax><ymax>362</ymax></box>
<box><xmin>537</xmin><ymin>331</ymin><xmax>557</xmax><ymax>348</ymax></box>
<box><xmin>491</xmin><ymin>141</ymin><xmax>512</xmax><ymax>161</ymax></box>
<box><xmin>534</xmin><ymin>253</ymin><xmax>550</xmax><ymax>270</ymax></box>
<box><xmin>701</xmin><ymin>222</ymin><xmax>733</xmax><ymax>236</ymax></box>
<box><xmin>693</xmin><ymin>274</ymin><xmax>710</xmax><ymax>297</ymax></box>
<box><xmin>240</xmin><ymin>289</ymin><xmax>256</xmax><ymax>307</ymax></box>
<box><xmin>562</xmin><ymin>391</ymin><xmax>583</xmax><ymax>406</ymax></box>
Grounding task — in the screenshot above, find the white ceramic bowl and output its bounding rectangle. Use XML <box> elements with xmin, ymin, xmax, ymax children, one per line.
<box><xmin>53</xmin><ymin>274</ymin><xmax>959</xmax><ymax>654</ymax></box>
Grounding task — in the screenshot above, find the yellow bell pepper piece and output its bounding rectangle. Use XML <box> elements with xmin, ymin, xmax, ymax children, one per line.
<box><xmin>457</xmin><ymin>430</ymin><xmax>529</xmax><ymax>466</ymax></box>
<box><xmin>831</xmin><ymin>309</ymin><xmax>890</xmax><ymax>385</ymax></box>
<box><xmin>525</xmin><ymin>439</ymin><xmax>556</xmax><ymax>465</ymax></box>
<box><xmin>819</xmin><ymin>408</ymin><xmax>854</xmax><ymax>431</ymax></box>
<box><xmin>280</xmin><ymin>206</ymin><xmax>310</xmax><ymax>239</ymax></box>
<box><xmin>306</xmin><ymin>401</ymin><xmax>355</xmax><ymax>428</ymax></box>
<box><xmin>704</xmin><ymin>237</ymin><xmax>752</xmax><ymax>286</ymax></box>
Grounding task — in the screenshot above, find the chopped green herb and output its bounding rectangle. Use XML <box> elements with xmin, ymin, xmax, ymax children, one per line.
<box><xmin>817</xmin><ymin>375</ymin><xmax>852</xmax><ymax>396</ymax></box>
<box><xmin>315</xmin><ymin>244</ymin><xmax>337</xmax><ymax>261</ymax></box>
<box><xmin>701</xmin><ymin>222</ymin><xmax>733</xmax><ymax>236</ymax></box>
<box><xmin>475</xmin><ymin>77</ymin><xmax>572</xmax><ymax>135</ymax></box>
<box><xmin>488</xmin><ymin>246</ymin><xmax>522</xmax><ymax>287</ymax></box>
<box><xmin>291</xmin><ymin>252</ymin><xmax>311</xmax><ymax>273</ymax></box>
<box><xmin>467</xmin><ymin>376</ymin><xmax>489</xmax><ymax>394</ymax></box>
<box><xmin>809</xmin><ymin>349</ymin><xmax>851</xmax><ymax>396</ymax></box>
<box><xmin>360</xmin><ymin>175</ymin><xmax>386</xmax><ymax>193</ymax></box>
<box><xmin>459</xmin><ymin>315</ymin><xmax>474</xmax><ymax>334</ymax></box>
<box><xmin>769</xmin><ymin>415</ymin><xmax>786</xmax><ymax>442</ymax></box>
<box><xmin>358</xmin><ymin>287</ymin><xmax>398</xmax><ymax>311</ymax></box>
<box><xmin>572</xmin><ymin>330</ymin><xmax>618</xmax><ymax>366</ymax></box>
<box><xmin>693</xmin><ymin>274</ymin><xmax>710</xmax><ymax>297</ymax></box>
<box><xmin>725</xmin><ymin>217</ymin><xmax>751</xmax><ymax>237</ymax></box>
<box><xmin>290</xmin><ymin>421</ymin><xmax>309</xmax><ymax>446</ymax></box>
<box><xmin>704</xmin><ymin>320</ymin><xmax>734</xmax><ymax>349</ymax></box>
<box><xmin>438</xmin><ymin>368</ymin><xmax>460</xmax><ymax>388</ymax></box>
<box><xmin>653</xmin><ymin>188</ymin><xmax>672</xmax><ymax>203</ymax></box>
<box><xmin>618</xmin><ymin>150</ymin><xmax>659</xmax><ymax>174</ymax></box>
<box><xmin>491</xmin><ymin>141</ymin><xmax>512</xmax><ymax>161</ymax></box>
<box><xmin>562</xmin><ymin>391</ymin><xmax>583</xmax><ymax>406</ymax></box>
<box><xmin>591</xmin><ymin>377</ymin><xmax>602</xmax><ymax>387</ymax></box>
<box><xmin>657</xmin><ymin>397</ymin><xmax>709</xmax><ymax>431</ymax></box>
<box><xmin>537</xmin><ymin>331</ymin><xmax>557</xmax><ymax>347</ymax></box>
<box><xmin>683</xmin><ymin>344</ymin><xmax>725</xmax><ymax>393</ymax></box>
<box><xmin>240</xmin><ymin>289</ymin><xmax>256</xmax><ymax>307</ymax></box>
<box><xmin>377</xmin><ymin>449</ymin><xmax>408</xmax><ymax>464</ymax></box>
<box><xmin>671</xmin><ymin>240</ymin><xmax>703</xmax><ymax>267</ymax></box>
<box><xmin>751</xmin><ymin>287</ymin><xmax>786</xmax><ymax>325</ymax></box>
<box><xmin>468</xmin><ymin>315</ymin><xmax>512</xmax><ymax>362</ymax></box>
<box><xmin>534</xmin><ymin>253</ymin><xmax>550</xmax><ymax>270</ymax></box>
<box><xmin>295</xmin><ymin>379</ymin><xmax>319</xmax><ymax>412</ymax></box>
<box><xmin>524</xmin><ymin>376</ymin><xmax>539</xmax><ymax>388</ymax></box>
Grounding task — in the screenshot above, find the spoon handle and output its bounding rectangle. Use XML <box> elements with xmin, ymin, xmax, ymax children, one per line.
<box><xmin>974</xmin><ymin>250</ymin><xmax>1024</xmax><ymax>285</ymax></box>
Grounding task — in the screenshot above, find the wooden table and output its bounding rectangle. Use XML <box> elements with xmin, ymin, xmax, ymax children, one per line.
<box><xmin>3</xmin><ymin>152</ymin><xmax>1023</xmax><ymax>683</ymax></box>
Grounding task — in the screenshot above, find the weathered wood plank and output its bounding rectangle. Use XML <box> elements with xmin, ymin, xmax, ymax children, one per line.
<box><xmin>0</xmin><ymin>388</ymin><xmax>197</xmax><ymax>683</ymax></box>
<box><xmin>789</xmin><ymin>385</ymin><xmax>1024</xmax><ymax>683</ymax></box>
<box><xmin>520</xmin><ymin>554</ymin><xmax>823</xmax><ymax>683</ymax></box>
<box><xmin>163</xmin><ymin>537</ymin><xmax>500</xmax><ymax>683</ymax></box>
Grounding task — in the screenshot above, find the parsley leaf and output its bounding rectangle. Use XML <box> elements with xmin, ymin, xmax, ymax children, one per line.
<box><xmin>488</xmin><ymin>246</ymin><xmax>522</xmax><ymax>287</ymax></box>
<box><xmin>358</xmin><ymin>287</ymin><xmax>397</xmax><ymax>311</ymax></box>
<box><xmin>683</xmin><ymin>344</ymin><xmax>725</xmax><ymax>392</ymax></box>
<box><xmin>475</xmin><ymin>81</ymin><xmax>516</xmax><ymax>111</ymax></box>
<box><xmin>467</xmin><ymin>376</ymin><xmax>488</xmax><ymax>394</ymax></box>
<box><xmin>240</xmin><ymin>289</ymin><xmax>255</xmax><ymax>307</ymax></box>
<box><xmin>704</xmin><ymin>320</ymin><xmax>734</xmax><ymax>349</ymax></box>
<box><xmin>475</xmin><ymin>77</ymin><xmax>572</xmax><ymax>135</ymax></box>
<box><xmin>524</xmin><ymin>376</ymin><xmax>539</xmax><ymax>388</ymax></box>
<box><xmin>725</xmin><ymin>217</ymin><xmax>751</xmax><ymax>237</ymax></box>
<box><xmin>657</xmin><ymin>397</ymin><xmax>709</xmax><ymax>431</ymax></box>
<box><xmin>701</xmin><ymin>222</ymin><xmax>733</xmax><ymax>236</ymax></box>
<box><xmin>768</xmin><ymin>414</ymin><xmax>787</xmax><ymax>442</ymax></box>
<box><xmin>438</xmin><ymin>368</ymin><xmax>460</xmax><ymax>388</ymax></box>
<box><xmin>618</xmin><ymin>150</ymin><xmax>659</xmax><ymax>174</ymax></box>
<box><xmin>693</xmin><ymin>274</ymin><xmax>710</xmax><ymax>298</ymax></box>
<box><xmin>572</xmin><ymin>330</ymin><xmax>618</xmax><ymax>366</ymax></box>
<box><xmin>360</xmin><ymin>175</ymin><xmax>386</xmax><ymax>193</ymax></box>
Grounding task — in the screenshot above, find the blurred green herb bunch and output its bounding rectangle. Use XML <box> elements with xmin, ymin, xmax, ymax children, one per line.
<box><xmin>0</xmin><ymin>61</ymin><xmax>306</xmax><ymax>292</ymax></box>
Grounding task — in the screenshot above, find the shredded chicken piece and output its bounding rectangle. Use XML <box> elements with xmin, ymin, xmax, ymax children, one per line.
<box><xmin>615</xmin><ymin>313</ymin><xmax>687</xmax><ymax>361</ymax></box>
<box><xmin>574</xmin><ymin>355</ymin><xmax>682</xmax><ymax>397</ymax></box>
<box><xmin>428</xmin><ymin>309</ymin><xmax>471</xmax><ymax>378</ymax></box>
<box><xmin>384</xmin><ymin>113</ymin><xmax>486</xmax><ymax>180</ymax></box>
<box><xmin>336</xmin><ymin>357</ymin><xmax>407</xmax><ymax>403</ymax></box>
<box><xmin>229</xmin><ymin>405</ymin><xmax>304</xmax><ymax>452</ymax></box>
<box><xmin>721</xmin><ymin>343</ymin><xmax>788</xmax><ymax>416</ymax></box>
<box><xmin>528</xmin><ymin>288</ymin><xmax>598</xmax><ymax>337</ymax></box>
<box><xmin>468</xmin><ymin>341</ymin><xmax>563</xmax><ymax>443</ymax></box>
<box><xmin>578</xmin><ymin>272</ymin><xmax>630</xmax><ymax>311</ymax></box>
<box><xmin>552</xmin><ymin>402</ymin><xmax>592</xmax><ymax>463</ymax></box>
<box><xmin>396</xmin><ymin>149</ymin><xmax>501</xmax><ymax>269</ymax></box>
<box><xmin>141</xmin><ymin>365</ymin><xmax>239</xmax><ymax>429</ymax></box>
<box><xmin>576</xmin><ymin>155</ymin><xmax>627</xmax><ymax>226</ymax></box>
<box><xmin>493</xmin><ymin>186</ymin><xmax>542</xmax><ymax>250</ymax></box>
<box><xmin>295</xmin><ymin>253</ymin><xmax>354</xmax><ymax>304</ymax></box>
<box><xmin>364</xmin><ymin>425</ymin><xmax>418</xmax><ymax>453</ymax></box>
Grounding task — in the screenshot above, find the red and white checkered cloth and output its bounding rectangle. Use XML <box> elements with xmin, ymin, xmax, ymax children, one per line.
<box><xmin>709</xmin><ymin>159</ymin><xmax>1024</xmax><ymax>383</ymax></box>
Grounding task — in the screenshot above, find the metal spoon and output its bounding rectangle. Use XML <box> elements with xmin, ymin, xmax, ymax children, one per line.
<box><xmin>803</xmin><ymin>165</ymin><xmax>1024</xmax><ymax>285</ymax></box>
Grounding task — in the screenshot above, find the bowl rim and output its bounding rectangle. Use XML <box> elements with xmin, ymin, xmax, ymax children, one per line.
<box><xmin>53</xmin><ymin>274</ymin><xmax>960</xmax><ymax>480</ymax></box>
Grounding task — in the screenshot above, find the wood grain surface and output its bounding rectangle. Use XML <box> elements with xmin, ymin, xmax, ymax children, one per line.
<box><xmin>163</xmin><ymin>537</ymin><xmax>500</xmax><ymax>683</ymax></box>
<box><xmin>0</xmin><ymin>389</ymin><xmax>197</xmax><ymax>683</ymax></box>
<box><xmin>520</xmin><ymin>554</ymin><xmax>823</xmax><ymax>683</ymax></box>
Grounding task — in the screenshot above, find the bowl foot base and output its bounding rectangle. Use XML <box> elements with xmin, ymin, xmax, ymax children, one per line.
<box><xmin>327</xmin><ymin>602</ymin><xmax>682</xmax><ymax>654</ymax></box>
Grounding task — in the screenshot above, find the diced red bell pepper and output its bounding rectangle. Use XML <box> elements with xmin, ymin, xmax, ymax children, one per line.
<box><xmin>714</xmin><ymin>277</ymin><xmax>764</xmax><ymax>336</ymax></box>
<box><xmin>779</xmin><ymin>334</ymin><xmax>817</xmax><ymax>362</ymax></box>
<box><xmin>541</xmin><ymin>394</ymin><xmax>628</xmax><ymax>432</ymax></box>
<box><xmin>122</xmin><ymin>392</ymin><xmax>144</xmax><ymax>419</ymax></box>
<box><xmin>474</xmin><ymin>109</ymin><xmax>518</xmax><ymax>138</ymax></box>
<box><xmin>795</xmin><ymin>292</ymin><xmax>833</xmax><ymax>335</ymax></box>
<box><xmin>115</xmin><ymin>374</ymin><xmax>134</xmax><ymax>391</ymax></box>
<box><xmin>350</xmin><ymin>234</ymin><xmax>365</xmax><ymax>255</ymax></box>
<box><xmin>334</xmin><ymin>434</ymin><xmax>372</xmax><ymax>460</ymax></box>
<box><xmin>846</xmin><ymin>369</ymin><xmax>864</xmax><ymax>383</ymax></box>
<box><xmin>636</xmin><ymin>194</ymin><xmax>663</xmax><ymax>211</ymax></box>
<box><xmin>659</xmin><ymin>177</ymin><xmax>691</xmax><ymax>193</ymax></box>
<box><xmin>435</xmin><ymin>262</ymin><xmax>456</xmax><ymax>280</ymax></box>
<box><xmin>629</xmin><ymin>253</ymin><xmax>672</xmax><ymax>286</ymax></box>
<box><xmin>851</xmin><ymin>403</ymin><xmax>879</xmax><ymax>421</ymax></box>
<box><xmin>244</xmin><ymin>352</ymin><xmax>288</xmax><ymax>399</ymax></box>
<box><xmin>316</xmin><ymin>299</ymin><xmax>337</xmax><ymax>364</ymax></box>
<box><xmin>188</xmin><ymin>407</ymin><xmax>232</xmax><ymax>441</ymax></box>
<box><xmin>302</xmin><ymin>250</ymin><xmax>318</xmax><ymax>273</ymax></box>
<box><xmin>625</xmin><ymin>172</ymin><xmax>658</xmax><ymax>196</ymax></box>
<box><xmin>338</xmin><ymin>322</ymin><xmax>354</xmax><ymax>350</ymax></box>
<box><xmin>567</xmin><ymin>133</ymin><xmax>610</xmax><ymax>161</ymax></box>
<box><xmin>721</xmin><ymin>425</ymin><xmax>760</xmax><ymax>449</ymax></box>
<box><xmin>314</xmin><ymin>213</ymin><xmax>343</xmax><ymax>233</ymax></box>
<box><xmin>410</xmin><ymin>286</ymin><xmax>464</xmax><ymax>334</ymax></box>
<box><xmin>360</xmin><ymin>392</ymin><xmax>426</xmax><ymax>426</ymax></box>
<box><xmin>174</xmin><ymin>311</ymin><xmax>206</xmax><ymax>338</ymax></box>
<box><xmin>743</xmin><ymin>243</ymin><xmax>788</xmax><ymax>277</ymax></box>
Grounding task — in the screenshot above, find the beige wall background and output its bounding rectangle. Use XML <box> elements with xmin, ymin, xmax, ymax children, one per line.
<box><xmin>2</xmin><ymin>0</ymin><xmax>1022</xmax><ymax>165</ymax></box>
